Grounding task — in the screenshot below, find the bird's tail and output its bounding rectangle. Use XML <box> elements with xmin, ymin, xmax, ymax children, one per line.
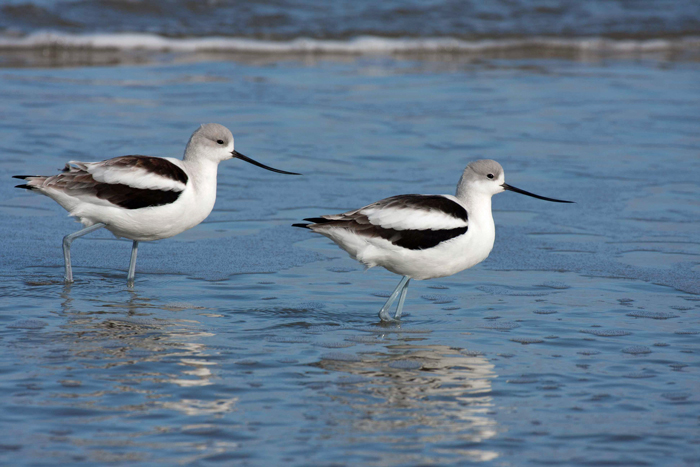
<box><xmin>12</xmin><ymin>175</ymin><xmax>47</xmax><ymax>190</ymax></box>
<box><xmin>292</xmin><ymin>217</ymin><xmax>334</xmax><ymax>229</ymax></box>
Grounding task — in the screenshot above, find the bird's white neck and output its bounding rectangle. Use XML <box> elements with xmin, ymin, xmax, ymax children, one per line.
<box><xmin>456</xmin><ymin>185</ymin><xmax>495</xmax><ymax>234</ymax></box>
<box><xmin>184</xmin><ymin>155</ymin><xmax>218</xmax><ymax>184</ymax></box>
<box><xmin>182</xmin><ymin>157</ymin><xmax>220</xmax><ymax>220</ymax></box>
<box><xmin>456</xmin><ymin>189</ymin><xmax>496</xmax><ymax>262</ymax></box>
<box><xmin>462</xmin><ymin>193</ymin><xmax>493</xmax><ymax>224</ymax></box>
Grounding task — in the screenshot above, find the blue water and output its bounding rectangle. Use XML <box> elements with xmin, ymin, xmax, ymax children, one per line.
<box><xmin>1</xmin><ymin>4</ymin><xmax>700</xmax><ymax>465</ymax></box>
<box><xmin>2</xmin><ymin>0</ymin><xmax>700</xmax><ymax>39</ymax></box>
<box><xmin>2</xmin><ymin>0</ymin><xmax>700</xmax><ymax>69</ymax></box>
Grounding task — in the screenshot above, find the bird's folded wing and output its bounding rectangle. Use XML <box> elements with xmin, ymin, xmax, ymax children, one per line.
<box><xmin>73</xmin><ymin>156</ymin><xmax>188</xmax><ymax>192</ymax></box>
<box><xmin>331</xmin><ymin>195</ymin><xmax>468</xmax><ymax>231</ymax></box>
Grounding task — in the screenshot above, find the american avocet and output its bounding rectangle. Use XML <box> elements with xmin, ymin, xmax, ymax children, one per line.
<box><xmin>14</xmin><ymin>123</ymin><xmax>299</xmax><ymax>283</ymax></box>
<box><xmin>294</xmin><ymin>159</ymin><xmax>572</xmax><ymax>322</ymax></box>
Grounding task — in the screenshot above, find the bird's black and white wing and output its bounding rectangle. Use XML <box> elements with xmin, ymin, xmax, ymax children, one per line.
<box><xmin>16</xmin><ymin>155</ymin><xmax>189</xmax><ymax>210</ymax></box>
<box><xmin>296</xmin><ymin>194</ymin><xmax>469</xmax><ymax>250</ymax></box>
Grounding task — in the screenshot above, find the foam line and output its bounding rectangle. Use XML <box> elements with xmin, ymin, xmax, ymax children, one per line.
<box><xmin>1</xmin><ymin>32</ymin><xmax>699</xmax><ymax>54</ymax></box>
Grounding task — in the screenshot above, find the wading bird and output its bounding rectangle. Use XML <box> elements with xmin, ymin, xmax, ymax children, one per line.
<box><xmin>294</xmin><ymin>159</ymin><xmax>572</xmax><ymax>321</ymax></box>
<box><xmin>14</xmin><ymin>123</ymin><xmax>299</xmax><ymax>283</ymax></box>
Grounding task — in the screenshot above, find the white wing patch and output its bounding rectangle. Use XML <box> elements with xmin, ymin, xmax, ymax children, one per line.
<box><xmin>71</xmin><ymin>158</ymin><xmax>187</xmax><ymax>192</ymax></box>
<box><xmin>360</xmin><ymin>205</ymin><xmax>467</xmax><ymax>231</ymax></box>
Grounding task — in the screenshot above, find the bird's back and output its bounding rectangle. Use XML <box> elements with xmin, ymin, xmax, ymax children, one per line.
<box><xmin>296</xmin><ymin>193</ymin><xmax>495</xmax><ymax>280</ymax></box>
<box><xmin>14</xmin><ymin>155</ymin><xmax>211</xmax><ymax>241</ymax></box>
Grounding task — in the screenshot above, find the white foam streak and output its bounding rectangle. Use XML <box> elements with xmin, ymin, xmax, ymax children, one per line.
<box><xmin>1</xmin><ymin>32</ymin><xmax>700</xmax><ymax>54</ymax></box>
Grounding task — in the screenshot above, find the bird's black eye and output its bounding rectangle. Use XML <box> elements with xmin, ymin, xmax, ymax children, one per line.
<box><xmin>217</xmin><ymin>139</ymin><xmax>224</xmax><ymax>145</ymax></box>
<box><xmin>487</xmin><ymin>173</ymin><xmax>494</xmax><ymax>179</ymax></box>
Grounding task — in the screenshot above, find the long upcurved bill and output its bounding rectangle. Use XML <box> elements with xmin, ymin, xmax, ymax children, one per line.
<box><xmin>502</xmin><ymin>183</ymin><xmax>574</xmax><ymax>203</ymax></box>
<box><xmin>233</xmin><ymin>150</ymin><xmax>301</xmax><ymax>175</ymax></box>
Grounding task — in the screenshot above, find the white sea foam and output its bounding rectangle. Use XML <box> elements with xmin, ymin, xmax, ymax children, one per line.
<box><xmin>1</xmin><ymin>32</ymin><xmax>699</xmax><ymax>55</ymax></box>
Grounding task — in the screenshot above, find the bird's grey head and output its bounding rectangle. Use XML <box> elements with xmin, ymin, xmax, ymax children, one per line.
<box><xmin>456</xmin><ymin>159</ymin><xmax>574</xmax><ymax>204</ymax></box>
<box><xmin>456</xmin><ymin>159</ymin><xmax>506</xmax><ymax>199</ymax></box>
<box><xmin>183</xmin><ymin>123</ymin><xmax>301</xmax><ymax>175</ymax></box>
<box><xmin>184</xmin><ymin>123</ymin><xmax>234</xmax><ymax>163</ymax></box>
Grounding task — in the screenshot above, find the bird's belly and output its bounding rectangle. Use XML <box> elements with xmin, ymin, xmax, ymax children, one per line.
<box><xmin>75</xmin><ymin>191</ymin><xmax>213</xmax><ymax>242</ymax></box>
<box><xmin>365</xmin><ymin>229</ymin><xmax>494</xmax><ymax>280</ymax></box>
<box><xmin>103</xmin><ymin>210</ymin><xmax>202</xmax><ymax>241</ymax></box>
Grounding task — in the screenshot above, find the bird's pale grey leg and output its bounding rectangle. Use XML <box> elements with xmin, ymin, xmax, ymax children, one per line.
<box><xmin>378</xmin><ymin>275</ymin><xmax>410</xmax><ymax>322</ymax></box>
<box><xmin>393</xmin><ymin>278</ymin><xmax>411</xmax><ymax>320</ymax></box>
<box><xmin>127</xmin><ymin>240</ymin><xmax>139</xmax><ymax>284</ymax></box>
<box><xmin>62</xmin><ymin>223</ymin><xmax>106</xmax><ymax>283</ymax></box>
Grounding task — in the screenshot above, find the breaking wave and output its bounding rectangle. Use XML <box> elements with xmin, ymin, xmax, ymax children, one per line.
<box><xmin>2</xmin><ymin>32</ymin><xmax>700</xmax><ymax>55</ymax></box>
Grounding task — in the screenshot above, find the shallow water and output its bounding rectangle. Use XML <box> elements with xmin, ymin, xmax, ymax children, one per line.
<box><xmin>0</xmin><ymin>56</ymin><xmax>699</xmax><ymax>465</ymax></box>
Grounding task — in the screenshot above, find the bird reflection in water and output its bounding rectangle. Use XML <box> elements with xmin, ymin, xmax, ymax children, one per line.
<box><xmin>42</xmin><ymin>287</ymin><xmax>240</xmax><ymax>462</ymax></box>
<box><xmin>57</xmin><ymin>286</ymin><xmax>234</xmax><ymax>409</ymax></box>
<box><xmin>314</xmin><ymin>343</ymin><xmax>499</xmax><ymax>463</ymax></box>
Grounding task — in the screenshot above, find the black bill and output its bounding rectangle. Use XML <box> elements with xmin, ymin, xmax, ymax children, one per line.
<box><xmin>232</xmin><ymin>150</ymin><xmax>301</xmax><ymax>175</ymax></box>
<box><xmin>502</xmin><ymin>183</ymin><xmax>574</xmax><ymax>203</ymax></box>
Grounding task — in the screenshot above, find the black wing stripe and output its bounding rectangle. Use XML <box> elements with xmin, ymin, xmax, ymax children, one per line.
<box><xmin>94</xmin><ymin>184</ymin><xmax>182</xmax><ymax>209</ymax></box>
<box><xmin>319</xmin><ymin>220</ymin><xmax>468</xmax><ymax>250</ymax></box>
<box><xmin>381</xmin><ymin>225</ymin><xmax>468</xmax><ymax>250</ymax></box>
<box><xmin>57</xmin><ymin>172</ymin><xmax>181</xmax><ymax>209</ymax></box>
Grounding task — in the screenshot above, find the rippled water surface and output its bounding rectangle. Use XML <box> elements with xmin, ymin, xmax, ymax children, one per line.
<box><xmin>0</xmin><ymin>56</ymin><xmax>699</xmax><ymax>465</ymax></box>
<box><xmin>3</xmin><ymin>0</ymin><xmax>699</xmax><ymax>39</ymax></box>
